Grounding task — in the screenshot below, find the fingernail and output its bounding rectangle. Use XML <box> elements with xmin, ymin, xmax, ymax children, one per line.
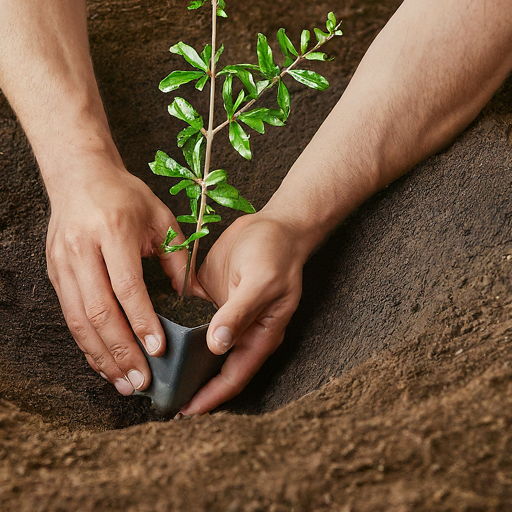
<box><xmin>100</xmin><ymin>372</ymin><xmax>109</xmax><ymax>381</ymax></box>
<box><xmin>180</xmin><ymin>404</ymin><xmax>198</xmax><ymax>415</ymax></box>
<box><xmin>145</xmin><ymin>334</ymin><xmax>161</xmax><ymax>355</ymax></box>
<box><xmin>127</xmin><ymin>370</ymin><xmax>145</xmax><ymax>390</ymax></box>
<box><xmin>213</xmin><ymin>326</ymin><xmax>233</xmax><ymax>352</ymax></box>
<box><xmin>114</xmin><ymin>378</ymin><xmax>134</xmax><ymax>396</ymax></box>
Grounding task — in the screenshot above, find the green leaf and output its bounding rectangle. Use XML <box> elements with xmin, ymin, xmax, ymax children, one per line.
<box><xmin>201</xmin><ymin>44</ymin><xmax>212</xmax><ymax>67</ymax></box>
<box><xmin>170</xmin><ymin>179</ymin><xmax>195</xmax><ymax>195</ymax></box>
<box><xmin>314</xmin><ymin>28</ymin><xmax>330</xmax><ymax>45</ymax></box>
<box><xmin>277</xmin><ymin>28</ymin><xmax>298</xmax><ymax>67</ymax></box>
<box><xmin>149</xmin><ymin>150</ymin><xmax>195</xmax><ymax>179</ymax></box>
<box><xmin>327</xmin><ymin>12</ymin><xmax>336</xmax><ymax>33</ymax></box>
<box><xmin>304</xmin><ymin>52</ymin><xmax>332</xmax><ymax>61</ymax></box>
<box><xmin>233</xmin><ymin>89</ymin><xmax>245</xmax><ymax>112</ymax></box>
<box><xmin>182</xmin><ymin>132</ymin><xmax>201</xmax><ymax>170</ymax></box>
<box><xmin>168</xmin><ymin>97</ymin><xmax>204</xmax><ymax>131</ymax></box>
<box><xmin>163</xmin><ymin>226</ymin><xmax>179</xmax><ymax>246</ymax></box>
<box><xmin>205</xmin><ymin>204</ymin><xmax>216</xmax><ymax>214</ymax></box>
<box><xmin>210</xmin><ymin>183</ymin><xmax>239</xmax><ymax>198</ymax></box>
<box><xmin>188</xmin><ymin>0</ymin><xmax>207</xmax><ymax>10</ymax></box>
<box><xmin>161</xmin><ymin>224</ymin><xmax>208</xmax><ymax>253</ymax></box>
<box><xmin>257</xmin><ymin>33</ymin><xmax>278</xmax><ymax>78</ymax></box>
<box><xmin>202</xmin><ymin>214</ymin><xmax>222</xmax><ymax>224</ymax></box>
<box><xmin>183</xmin><ymin>227</ymin><xmax>209</xmax><ymax>247</ymax></box>
<box><xmin>207</xmin><ymin>184</ymin><xmax>256</xmax><ymax>213</ymax></box>
<box><xmin>215</xmin><ymin>44</ymin><xmax>225</xmax><ymax>66</ymax></box>
<box><xmin>218</xmin><ymin>64</ymin><xmax>260</xmax><ymax>75</ymax></box>
<box><xmin>277</xmin><ymin>80</ymin><xmax>290</xmax><ymax>121</ymax></box>
<box><xmin>159</xmin><ymin>70</ymin><xmax>205</xmax><ymax>93</ymax></box>
<box><xmin>300</xmin><ymin>30</ymin><xmax>310</xmax><ymax>54</ymax></box>
<box><xmin>216</xmin><ymin>0</ymin><xmax>227</xmax><ymax>17</ymax></box>
<box><xmin>335</xmin><ymin>29</ymin><xmax>343</xmax><ymax>36</ymax></box>
<box><xmin>288</xmin><ymin>69</ymin><xmax>329</xmax><ymax>91</ymax></box>
<box><xmin>176</xmin><ymin>215</ymin><xmax>197</xmax><ymax>224</ymax></box>
<box><xmin>177</xmin><ymin>126</ymin><xmax>199</xmax><ymax>148</ymax></box>
<box><xmin>191</xmin><ymin>135</ymin><xmax>205</xmax><ymax>177</ymax></box>
<box><xmin>205</xmin><ymin>169</ymin><xmax>227</xmax><ymax>186</ymax></box>
<box><xmin>195</xmin><ymin>74</ymin><xmax>209</xmax><ymax>91</ymax></box>
<box><xmin>232</xmin><ymin>69</ymin><xmax>258</xmax><ymax>99</ymax></box>
<box><xmin>238</xmin><ymin>114</ymin><xmax>265</xmax><ymax>134</ymax></box>
<box><xmin>190</xmin><ymin>196</ymin><xmax>199</xmax><ymax>218</ymax></box>
<box><xmin>186</xmin><ymin>184</ymin><xmax>201</xmax><ymax>199</ymax></box>
<box><xmin>163</xmin><ymin>244</ymin><xmax>186</xmax><ymax>254</ymax></box>
<box><xmin>187</xmin><ymin>184</ymin><xmax>201</xmax><ymax>218</ymax></box>
<box><xmin>170</xmin><ymin>42</ymin><xmax>208</xmax><ymax>72</ymax></box>
<box><xmin>223</xmin><ymin>74</ymin><xmax>234</xmax><ymax>118</ymax></box>
<box><xmin>256</xmin><ymin>80</ymin><xmax>270</xmax><ymax>95</ymax></box>
<box><xmin>229</xmin><ymin>121</ymin><xmax>251</xmax><ymax>160</ymax></box>
<box><xmin>239</xmin><ymin>107</ymin><xmax>284</xmax><ymax>126</ymax></box>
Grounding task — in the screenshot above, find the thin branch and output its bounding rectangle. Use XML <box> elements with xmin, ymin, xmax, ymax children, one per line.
<box><xmin>212</xmin><ymin>22</ymin><xmax>342</xmax><ymax>136</ymax></box>
<box><xmin>185</xmin><ymin>0</ymin><xmax>218</xmax><ymax>294</ymax></box>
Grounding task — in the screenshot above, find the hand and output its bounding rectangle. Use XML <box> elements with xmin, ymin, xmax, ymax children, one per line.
<box><xmin>46</xmin><ymin>153</ymin><xmax>189</xmax><ymax>396</ymax></box>
<box><xmin>180</xmin><ymin>211</ymin><xmax>307</xmax><ymax>414</ymax></box>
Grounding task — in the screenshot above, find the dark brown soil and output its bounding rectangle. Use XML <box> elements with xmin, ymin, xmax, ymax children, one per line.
<box><xmin>1</xmin><ymin>0</ymin><xmax>512</xmax><ymax>510</ymax></box>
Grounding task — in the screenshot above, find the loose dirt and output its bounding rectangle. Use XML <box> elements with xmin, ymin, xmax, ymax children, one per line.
<box><xmin>1</xmin><ymin>0</ymin><xmax>511</xmax><ymax>510</ymax></box>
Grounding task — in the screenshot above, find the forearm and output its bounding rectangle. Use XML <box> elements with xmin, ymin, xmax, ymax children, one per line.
<box><xmin>0</xmin><ymin>0</ymin><xmax>122</xmax><ymax>200</ymax></box>
<box><xmin>263</xmin><ymin>0</ymin><xmax>512</xmax><ymax>257</ymax></box>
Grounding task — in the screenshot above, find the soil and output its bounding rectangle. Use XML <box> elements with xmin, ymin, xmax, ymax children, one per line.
<box><xmin>1</xmin><ymin>0</ymin><xmax>512</xmax><ymax>510</ymax></box>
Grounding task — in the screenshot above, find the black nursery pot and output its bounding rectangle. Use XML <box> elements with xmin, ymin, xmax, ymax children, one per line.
<box><xmin>133</xmin><ymin>314</ymin><xmax>228</xmax><ymax>416</ymax></box>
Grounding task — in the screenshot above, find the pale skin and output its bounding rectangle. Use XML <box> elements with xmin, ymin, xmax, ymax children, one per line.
<box><xmin>1</xmin><ymin>0</ymin><xmax>511</xmax><ymax>410</ymax></box>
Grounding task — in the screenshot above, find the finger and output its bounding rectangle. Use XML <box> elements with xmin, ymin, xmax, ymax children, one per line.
<box><xmin>180</xmin><ymin>323</ymin><xmax>286</xmax><ymax>415</ymax></box>
<box><xmin>70</xmin><ymin>244</ymin><xmax>151</xmax><ymax>391</ymax></box>
<box><xmin>48</xmin><ymin>260</ymin><xmax>135</xmax><ymax>396</ymax></box>
<box><xmin>102</xmin><ymin>242</ymin><xmax>166</xmax><ymax>357</ymax></box>
<box><xmin>84</xmin><ymin>354</ymin><xmax>111</xmax><ymax>383</ymax></box>
<box><xmin>205</xmin><ymin>279</ymin><xmax>272</xmax><ymax>355</ymax></box>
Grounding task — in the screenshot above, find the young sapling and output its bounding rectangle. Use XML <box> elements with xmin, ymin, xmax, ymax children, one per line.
<box><xmin>150</xmin><ymin>0</ymin><xmax>343</xmax><ymax>297</ymax></box>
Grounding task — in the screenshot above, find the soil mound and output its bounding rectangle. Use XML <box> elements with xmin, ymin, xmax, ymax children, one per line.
<box><xmin>0</xmin><ymin>0</ymin><xmax>511</xmax><ymax>509</ymax></box>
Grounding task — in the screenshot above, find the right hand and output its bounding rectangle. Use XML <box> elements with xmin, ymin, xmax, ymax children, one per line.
<box><xmin>45</xmin><ymin>153</ymin><xmax>190</xmax><ymax>396</ymax></box>
<box><xmin>181</xmin><ymin>211</ymin><xmax>308</xmax><ymax>414</ymax></box>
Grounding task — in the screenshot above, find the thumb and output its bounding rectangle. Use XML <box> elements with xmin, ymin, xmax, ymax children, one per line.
<box><xmin>206</xmin><ymin>280</ymin><xmax>268</xmax><ymax>355</ymax></box>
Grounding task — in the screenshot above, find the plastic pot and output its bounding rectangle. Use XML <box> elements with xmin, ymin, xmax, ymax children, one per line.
<box><xmin>133</xmin><ymin>314</ymin><xmax>228</xmax><ymax>416</ymax></box>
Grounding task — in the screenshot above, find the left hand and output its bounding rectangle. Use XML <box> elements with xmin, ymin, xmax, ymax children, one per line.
<box><xmin>180</xmin><ymin>211</ymin><xmax>307</xmax><ymax>414</ymax></box>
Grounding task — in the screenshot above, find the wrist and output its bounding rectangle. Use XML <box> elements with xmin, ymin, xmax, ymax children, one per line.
<box><xmin>39</xmin><ymin>139</ymin><xmax>128</xmax><ymax>206</ymax></box>
<box><xmin>254</xmin><ymin>208</ymin><xmax>321</xmax><ymax>264</ymax></box>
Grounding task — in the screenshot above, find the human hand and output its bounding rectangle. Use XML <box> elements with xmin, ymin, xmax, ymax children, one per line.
<box><xmin>180</xmin><ymin>211</ymin><xmax>308</xmax><ymax>414</ymax></box>
<box><xmin>45</xmin><ymin>153</ymin><xmax>192</xmax><ymax>396</ymax></box>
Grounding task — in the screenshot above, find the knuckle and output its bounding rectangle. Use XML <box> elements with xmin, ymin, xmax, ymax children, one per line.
<box><xmin>109</xmin><ymin>342</ymin><xmax>132</xmax><ymax>365</ymax></box>
<box><xmin>115</xmin><ymin>273</ymin><xmax>142</xmax><ymax>301</ymax></box>
<box><xmin>130</xmin><ymin>320</ymin><xmax>151</xmax><ymax>338</ymax></box>
<box><xmin>88</xmin><ymin>350</ymin><xmax>112</xmax><ymax>372</ymax></box>
<box><xmin>47</xmin><ymin>243</ymin><xmax>67</xmax><ymax>271</ymax></box>
<box><xmin>85</xmin><ymin>301</ymin><xmax>112</xmax><ymax>330</ymax></box>
<box><xmin>221</xmin><ymin>371</ymin><xmax>245</xmax><ymax>397</ymax></box>
<box><xmin>63</xmin><ymin>229</ymin><xmax>87</xmax><ymax>256</ymax></box>
<box><xmin>67</xmin><ymin>316</ymin><xmax>88</xmax><ymax>339</ymax></box>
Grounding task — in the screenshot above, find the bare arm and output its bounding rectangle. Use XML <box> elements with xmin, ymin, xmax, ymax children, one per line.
<box><xmin>0</xmin><ymin>0</ymin><xmax>189</xmax><ymax>395</ymax></box>
<box><xmin>184</xmin><ymin>0</ymin><xmax>512</xmax><ymax>414</ymax></box>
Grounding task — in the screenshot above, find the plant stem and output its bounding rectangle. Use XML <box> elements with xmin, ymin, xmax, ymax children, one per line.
<box><xmin>183</xmin><ymin>0</ymin><xmax>218</xmax><ymax>296</ymax></box>
<box><xmin>181</xmin><ymin>249</ymin><xmax>193</xmax><ymax>298</ymax></box>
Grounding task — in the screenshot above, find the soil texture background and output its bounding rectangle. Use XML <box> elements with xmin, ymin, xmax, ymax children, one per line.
<box><xmin>1</xmin><ymin>0</ymin><xmax>512</xmax><ymax>510</ymax></box>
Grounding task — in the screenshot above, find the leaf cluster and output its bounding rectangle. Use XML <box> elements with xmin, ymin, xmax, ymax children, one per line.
<box><xmin>150</xmin><ymin>3</ymin><xmax>342</xmax><ymax>255</ymax></box>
